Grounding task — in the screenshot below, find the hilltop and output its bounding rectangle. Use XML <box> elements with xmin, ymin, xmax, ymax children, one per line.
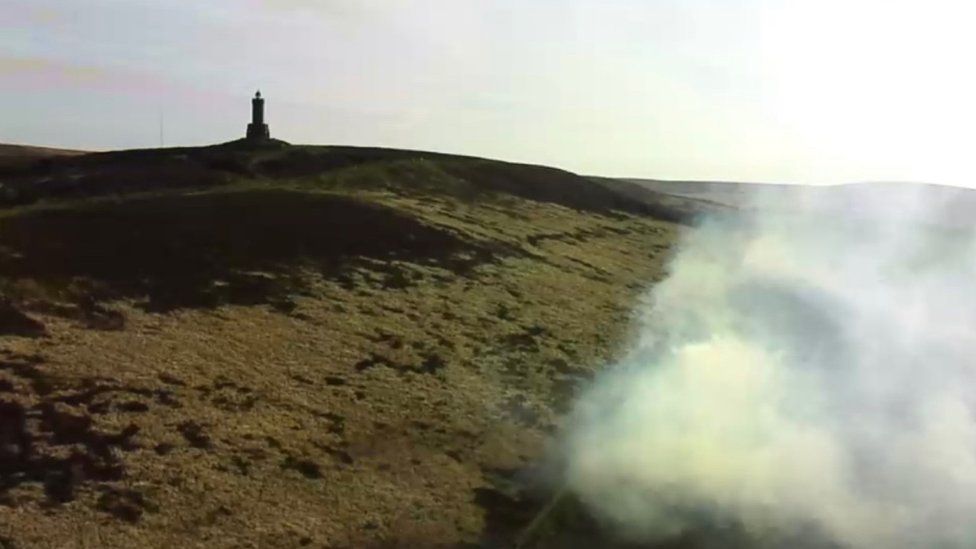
<box><xmin>0</xmin><ymin>142</ymin><xmax>698</xmax><ymax>548</ymax></box>
<box><xmin>0</xmin><ymin>144</ymin><xmax>87</xmax><ymax>170</ymax></box>
<box><xmin>5</xmin><ymin>142</ymin><xmax>974</xmax><ymax>547</ymax></box>
<box><xmin>0</xmin><ymin>144</ymin><xmax>87</xmax><ymax>159</ymax></box>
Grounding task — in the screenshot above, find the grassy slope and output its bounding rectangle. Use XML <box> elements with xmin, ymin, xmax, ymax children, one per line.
<box><xmin>0</xmin><ymin>144</ymin><xmax>686</xmax><ymax>548</ymax></box>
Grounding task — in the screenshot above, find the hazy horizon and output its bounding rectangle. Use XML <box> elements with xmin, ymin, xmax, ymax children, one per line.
<box><xmin>3</xmin><ymin>1</ymin><xmax>976</xmax><ymax>186</ymax></box>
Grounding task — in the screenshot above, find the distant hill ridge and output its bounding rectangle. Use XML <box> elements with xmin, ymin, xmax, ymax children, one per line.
<box><xmin>626</xmin><ymin>177</ymin><xmax>976</xmax><ymax>228</ymax></box>
<box><xmin>0</xmin><ymin>143</ymin><xmax>88</xmax><ymax>169</ymax></box>
<box><xmin>0</xmin><ymin>143</ymin><xmax>88</xmax><ymax>157</ymax></box>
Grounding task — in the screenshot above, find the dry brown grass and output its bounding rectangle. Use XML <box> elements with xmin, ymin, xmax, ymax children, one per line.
<box><xmin>0</xmin><ymin>147</ymin><xmax>684</xmax><ymax>548</ymax></box>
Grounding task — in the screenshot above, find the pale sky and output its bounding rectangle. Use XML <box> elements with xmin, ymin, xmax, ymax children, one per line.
<box><xmin>2</xmin><ymin>0</ymin><xmax>976</xmax><ymax>185</ymax></box>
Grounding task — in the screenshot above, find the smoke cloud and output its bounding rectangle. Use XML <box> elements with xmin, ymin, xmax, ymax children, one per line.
<box><xmin>565</xmin><ymin>185</ymin><xmax>976</xmax><ymax>548</ymax></box>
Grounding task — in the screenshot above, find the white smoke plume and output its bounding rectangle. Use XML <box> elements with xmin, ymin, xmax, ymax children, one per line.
<box><xmin>565</xmin><ymin>184</ymin><xmax>976</xmax><ymax>548</ymax></box>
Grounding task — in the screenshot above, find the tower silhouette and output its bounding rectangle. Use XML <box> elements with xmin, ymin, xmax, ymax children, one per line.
<box><xmin>246</xmin><ymin>90</ymin><xmax>270</xmax><ymax>141</ymax></box>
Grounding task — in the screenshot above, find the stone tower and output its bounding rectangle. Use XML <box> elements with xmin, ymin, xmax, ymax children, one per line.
<box><xmin>246</xmin><ymin>90</ymin><xmax>270</xmax><ymax>141</ymax></box>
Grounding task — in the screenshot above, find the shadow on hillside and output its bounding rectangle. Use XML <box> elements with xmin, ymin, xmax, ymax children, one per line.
<box><xmin>0</xmin><ymin>189</ymin><xmax>493</xmax><ymax>312</ymax></box>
